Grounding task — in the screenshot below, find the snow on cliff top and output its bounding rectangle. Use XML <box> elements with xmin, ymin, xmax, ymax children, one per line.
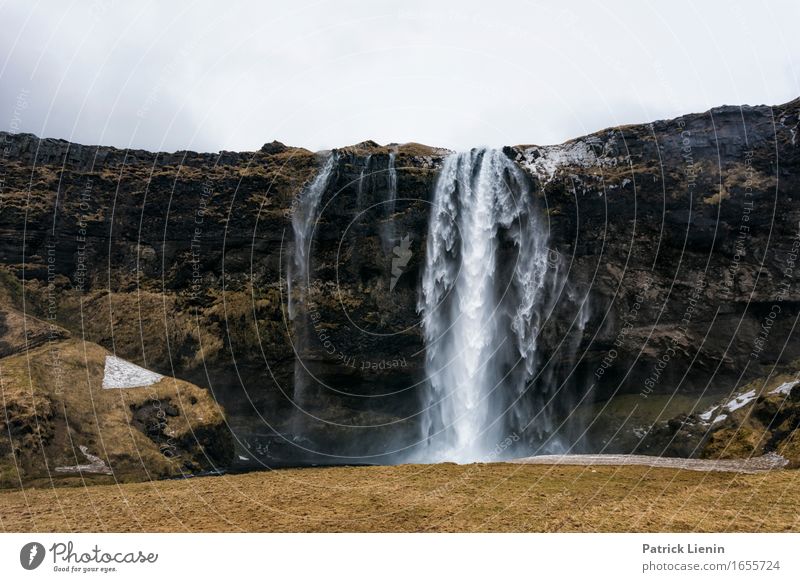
<box><xmin>516</xmin><ymin>136</ymin><xmax>621</xmax><ymax>184</ymax></box>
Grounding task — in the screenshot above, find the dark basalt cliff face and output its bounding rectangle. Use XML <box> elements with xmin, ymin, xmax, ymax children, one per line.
<box><xmin>1</xmin><ymin>98</ymin><xmax>799</xmax><ymax>466</ymax></box>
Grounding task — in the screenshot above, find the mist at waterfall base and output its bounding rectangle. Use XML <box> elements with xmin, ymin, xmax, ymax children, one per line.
<box><xmin>281</xmin><ymin>148</ymin><xmax>590</xmax><ymax>466</ymax></box>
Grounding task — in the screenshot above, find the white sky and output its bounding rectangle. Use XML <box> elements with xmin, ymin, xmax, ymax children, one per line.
<box><xmin>1</xmin><ymin>0</ymin><xmax>798</xmax><ymax>153</ymax></box>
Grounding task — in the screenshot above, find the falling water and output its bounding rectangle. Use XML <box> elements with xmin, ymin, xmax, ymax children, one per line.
<box><xmin>380</xmin><ymin>152</ymin><xmax>399</xmax><ymax>253</ymax></box>
<box><xmin>418</xmin><ymin>149</ymin><xmax>556</xmax><ymax>462</ymax></box>
<box><xmin>356</xmin><ymin>154</ymin><xmax>372</xmax><ymax>209</ymax></box>
<box><xmin>387</xmin><ymin>151</ymin><xmax>397</xmax><ymax>215</ymax></box>
<box><xmin>288</xmin><ymin>153</ymin><xmax>337</xmax><ymax>424</ymax></box>
<box><xmin>287</xmin><ymin>153</ymin><xmax>337</xmax><ymax>320</ymax></box>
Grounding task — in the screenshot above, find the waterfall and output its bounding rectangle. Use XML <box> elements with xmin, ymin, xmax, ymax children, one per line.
<box><xmin>387</xmin><ymin>151</ymin><xmax>397</xmax><ymax>215</ymax></box>
<box><xmin>288</xmin><ymin>153</ymin><xmax>336</xmax><ymax>320</ymax></box>
<box><xmin>380</xmin><ymin>151</ymin><xmax>399</xmax><ymax>254</ymax></box>
<box><xmin>418</xmin><ymin>149</ymin><xmax>556</xmax><ymax>462</ymax></box>
<box><xmin>356</xmin><ymin>154</ymin><xmax>372</xmax><ymax>209</ymax></box>
<box><xmin>288</xmin><ymin>153</ymin><xmax>337</xmax><ymax>426</ymax></box>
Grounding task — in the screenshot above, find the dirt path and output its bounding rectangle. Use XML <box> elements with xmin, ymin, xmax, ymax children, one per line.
<box><xmin>510</xmin><ymin>453</ymin><xmax>789</xmax><ymax>473</ymax></box>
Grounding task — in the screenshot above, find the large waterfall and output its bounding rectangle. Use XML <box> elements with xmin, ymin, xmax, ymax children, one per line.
<box><xmin>283</xmin><ymin>148</ymin><xmax>584</xmax><ymax>463</ymax></box>
<box><xmin>417</xmin><ymin>149</ymin><xmax>558</xmax><ymax>463</ymax></box>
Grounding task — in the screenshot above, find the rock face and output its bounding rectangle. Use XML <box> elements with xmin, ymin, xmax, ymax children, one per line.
<box><xmin>1</xmin><ymin>98</ymin><xmax>799</xmax><ymax>466</ymax></box>
<box><xmin>0</xmin><ymin>307</ymin><xmax>234</xmax><ymax>488</ymax></box>
<box><xmin>511</xmin><ymin>100</ymin><xmax>800</xmax><ymax>454</ymax></box>
<box><xmin>635</xmin><ymin>370</ymin><xmax>800</xmax><ymax>466</ymax></box>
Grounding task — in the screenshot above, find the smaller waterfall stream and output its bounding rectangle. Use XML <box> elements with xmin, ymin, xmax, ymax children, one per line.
<box><xmin>380</xmin><ymin>151</ymin><xmax>399</xmax><ymax>254</ymax></box>
<box><xmin>288</xmin><ymin>153</ymin><xmax>337</xmax><ymax>319</ymax></box>
<box><xmin>387</xmin><ymin>151</ymin><xmax>397</xmax><ymax>215</ymax></box>
<box><xmin>356</xmin><ymin>154</ymin><xmax>372</xmax><ymax>209</ymax></box>
<box><xmin>288</xmin><ymin>153</ymin><xmax>337</xmax><ymax>425</ymax></box>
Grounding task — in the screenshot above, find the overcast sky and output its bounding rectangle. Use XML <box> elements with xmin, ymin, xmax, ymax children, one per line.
<box><xmin>1</xmin><ymin>0</ymin><xmax>798</xmax><ymax>153</ymax></box>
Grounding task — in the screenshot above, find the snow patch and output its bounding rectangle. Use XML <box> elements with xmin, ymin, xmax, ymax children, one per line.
<box><xmin>698</xmin><ymin>405</ymin><xmax>718</xmax><ymax>422</ymax></box>
<box><xmin>520</xmin><ymin>136</ymin><xmax>627</xmax><ymax>188</ymax></box>
<box><xmin>725</xmin><ymin>389</ymin><xmax>757</xmax><ymax>412</ymax></box>
<box><xmin>522</xmin><ymin>141</ymin><xmax>599</xmax><ymax>182</ymax></box>
<box><xmin>712</xmin><ymin>414</ymin><xmax>728</xmax><ymax>424</ymax></box>
<box><xmin>102</xmin><ymin>355</ymin><xmax>163</xmax><ymax>389</ymax></box>
<box><xmin>770</xmin><ymin>380</ymin><xmax>798</xmax><ymax>396</ymax></box>
<box><xmin>238</xmin><ymin>455</ymin><xmax>250</xmax><ymax>461</ymax></box>
<box><xmin>55</xmin><ymin>445</ymin><xmax>113</xmax><ymax>475</ymax></box>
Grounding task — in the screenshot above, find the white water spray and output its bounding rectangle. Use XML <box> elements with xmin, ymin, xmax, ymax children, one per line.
<box><xmin>288</xmin><ymin>153</ymin><xmax>337</xmax><ymax>420</ymax></box>
<box><xmin>387</xmin><ymin>151</ymin><xmax>397</xmax><ymax>215</ymax></box>
<box><xmin>288</xmin><ymin>153</ymin><xmax>337</xmax><ymax>320</ymax></box>
<box><xmin>356</xmin><ymin>154</ymin><xmax>372</xmax><ymax>209</ymax></box>
<box><xmin>380</xmin><ymin>151</ymin><xmax>399</xmax><ymax>254</ymax></box>
<box><xmin>418</xmin><ymin>149</ymin><xmax>555</xmax><ymax>462</ymax></box>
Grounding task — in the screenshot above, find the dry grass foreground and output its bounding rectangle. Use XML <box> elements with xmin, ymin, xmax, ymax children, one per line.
<box><xmin>1</xmin><ymin>462</ymin><xmax>798</xmax><ymax>532</ymax></box>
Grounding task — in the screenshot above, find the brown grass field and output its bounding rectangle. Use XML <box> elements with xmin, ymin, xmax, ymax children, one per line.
<box><xmin>1</xmin><ymin>462</ymin><xmax>798</xmax><ymax>532</ymax></box>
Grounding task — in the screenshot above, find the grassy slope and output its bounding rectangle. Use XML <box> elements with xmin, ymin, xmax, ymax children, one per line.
<box><xmin>1</xmin><ymin>462</ymin><xmax>797</xmax><ymax>532</ymax></box>
<box><xmin>0</xmin><ymin>333</ymin><xmax>232</xmax><ymax>487</ymax></box>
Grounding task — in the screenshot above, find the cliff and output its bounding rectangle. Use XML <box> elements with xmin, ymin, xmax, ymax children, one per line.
<box><xmin>1</xmin><ymin>97</ymin><xmax>798</xmax><ymax>468</ymax></box>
